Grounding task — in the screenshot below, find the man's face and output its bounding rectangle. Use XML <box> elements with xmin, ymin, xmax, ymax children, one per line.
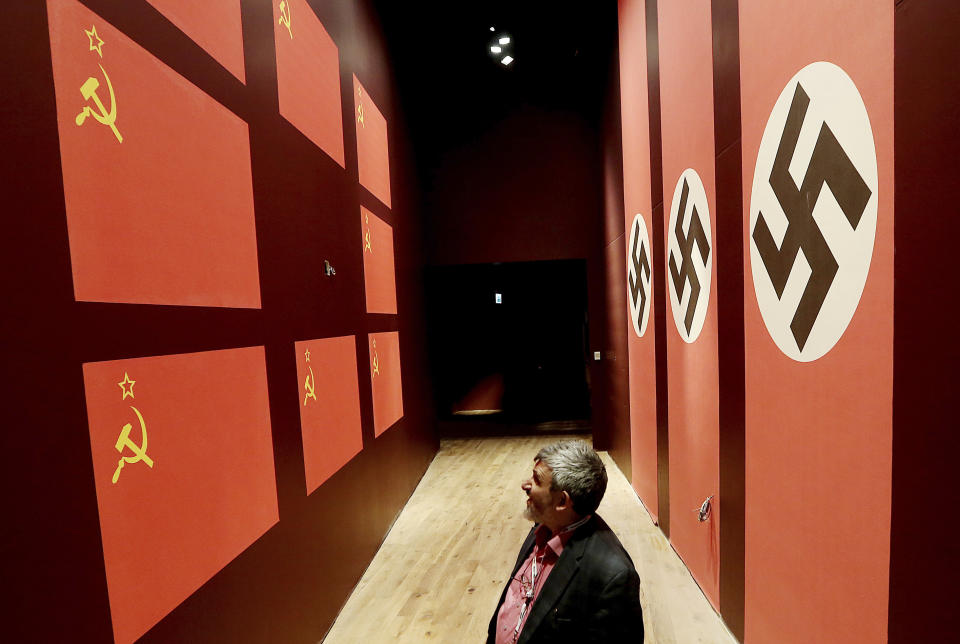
<box><xmin>522</xmin><ymin>460</ymin><xmax>563</xmax><ymax>526</ymax></box>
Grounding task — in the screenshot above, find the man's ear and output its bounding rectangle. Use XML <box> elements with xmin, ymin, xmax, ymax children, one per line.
<box><xmin>556</xmin><ymin>490</ymin><xmax>572</xmax><ymax>511</ymax></box>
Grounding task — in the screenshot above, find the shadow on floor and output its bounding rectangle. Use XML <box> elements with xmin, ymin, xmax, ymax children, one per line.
<box><xmin>438</xmin><ymin>414</ymin><xmax>591</xmax><ymax>439</ymax></box>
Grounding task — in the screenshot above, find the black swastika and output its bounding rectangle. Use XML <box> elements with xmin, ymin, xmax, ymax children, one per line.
<box><xmin>752</xmin><ymin>82</ymin><xmax>872</xmax><ymax>351</ymax></box>
<box><xmin>668</xmin><ymin>178</ymin><xmax>711</xmax><ymax>334</ymax></box>
<box><xmin>629</xmin><ymin>220</ymin><xmax>651</xmax><ymax>326</ymax></box>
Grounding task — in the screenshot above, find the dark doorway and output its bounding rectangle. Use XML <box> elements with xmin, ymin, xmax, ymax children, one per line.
<box><xmin>426</xmin><ymin>259</ymin><xmax>591</xmax><ymax>437</ymax></box>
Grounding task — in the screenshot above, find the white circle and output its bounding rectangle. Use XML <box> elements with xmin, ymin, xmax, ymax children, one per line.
<box><xmin>749</xmin><ymin>62</ymin><xmax>878</xmax><ymax>362</ymax></box>
<box><xmin>626</xmin><ymin>213</ymin><xmax>653</xmax><ymax>337</ymax></box>
<box><xmin>667</xmin><ymin>168</ymin><xmax>713</xmax><ymax>343</ymax></box>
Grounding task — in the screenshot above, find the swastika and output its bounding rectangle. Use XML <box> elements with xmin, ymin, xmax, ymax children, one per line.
<box><xmin>752</xmin><ymin>82</ymin><xmax>872</xmax><ymax>352</ymax></box>
<box><xmin>668</xmin><ymin>178</ymin><xmax>711</xmax><ymax>335</ymax></box>
<box><xmin>629</xmin><ymin>219</ymin><xmax>650</xmax><ymax>327</ymax></box>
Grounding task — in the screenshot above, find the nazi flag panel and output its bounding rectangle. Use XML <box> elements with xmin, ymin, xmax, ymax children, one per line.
<box><xmin>295</xmin><ymin>336</ymin><xmax>363</xmax><ymax>495</ymax></box>
<box><xmin>739</xmin><ymin>2</ymin><xmax>893</xmax><ymax>643</ymax></box>
<box><xmin>82</xmin><ymin>347</ymin><xmax>279</xmax><ymax>644</ymax></box>
<box><xmin>47</xmin><ymin>0</ymin><xmax>261</xmax><ymax>308</ymax></box>
<box><xmin>657</xmin><ymin>0</ymin><xmax>720</xmax><ymax>611</ymax></box>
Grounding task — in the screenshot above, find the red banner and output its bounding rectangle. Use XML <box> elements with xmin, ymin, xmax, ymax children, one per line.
<box><xmin>361</xmin><ymin>206</ymin><xmax>398</xmax><ymax>314</ymax></box>
<box><xmin>273</xmin><ymin>0</ymin><xmax>344</xmax><ymax>167</ymax></box>
<box><xmin>658</xmin><ymin>0</ymin><xmax>720</xmax><ymax>609</ymax></box>
<box><xmin>82</xmin><ymin>347</ymin><xmax>278</xmax><ymax>644</ymax></box>
<box><xmin>618</xmin><ymin>0</ymin><xmax>659</xmax><ymax>519</ymax></box>
<box><xmin>294</xmin><ymin>336</ymin><xmax>363</xmax><ymax>494</ymax></box>
<box><xmin>144</xmin><ymin>0</ymin><xmax>246</xmax><ymax>82</ymax></box>
<box><xmin>47</xmin><ymin>0</ymin><xmax>261</xmax><ymax>308</ymax></box>
<box><xmin>739</xmin><ymin>2</ymin><xmax>894</xmax><ymax>642</ymax></box>
<box><xmin>368</xmin><ymin>331</ymin><xmax>403</xmax><ymax>436</ymax></box>
<box><xmin>354</xmin><ymin>76</ymin><xmax>392</xmax><ymax>208</ymax></box>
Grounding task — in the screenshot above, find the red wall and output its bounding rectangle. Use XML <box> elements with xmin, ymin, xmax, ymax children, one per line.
<box><xmin>740</xmin><ymin>2</ymin><xmax>893</xmax><ymax>642</ymax></box>
<box><xmin>2</xmin><ymin>0</ymin><xmax>436</xmax><ymax>641</ymax></box>
<box><xmin>618</xmin><ymin>0</ymin><xmax>659</xmax><ymax>520</ymax></box>
<box><xmin>658</xmin><ymin>0</ymin><xmax>721</xmax><ymax>609</ymax></box>
<box><xmin>608</xmin><ymin>0</ymin><xmax>957</xmax><ymax>643</ymax></box>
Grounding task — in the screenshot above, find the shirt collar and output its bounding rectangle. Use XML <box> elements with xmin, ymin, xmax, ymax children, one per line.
<box><xmin>534</xmin><ymin>514</ymin><xmax>592</xmax><ymax>556</ymax></box>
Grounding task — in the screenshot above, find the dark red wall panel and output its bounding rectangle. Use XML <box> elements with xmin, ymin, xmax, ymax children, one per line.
<box><xmin>889</xmin><ymin>1</ymin><xmax>960</xmax><ymax>641</ymax></box>
<box><xmin>2</xmin><ymin>0</ymin><xmax>436</xmax><ymax>641</ymax></box>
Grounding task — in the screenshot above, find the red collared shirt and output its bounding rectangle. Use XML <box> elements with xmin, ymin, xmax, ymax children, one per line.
<box><xmin>494</xmin><ymin>516</ymin><xmax>591</xmax><ymax>644</ymax></box>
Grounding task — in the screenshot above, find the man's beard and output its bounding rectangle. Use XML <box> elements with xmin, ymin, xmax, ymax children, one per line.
<box><xmin>523</xmin><ymin>498</ymin><xmax>539</xmax><ymax>523</ymax></box>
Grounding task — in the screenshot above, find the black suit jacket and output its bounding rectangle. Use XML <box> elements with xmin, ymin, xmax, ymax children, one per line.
<box><xmin>486</xmin><ymin>515</ymin><xmax>644</xmax><ymax>643</ymax></box>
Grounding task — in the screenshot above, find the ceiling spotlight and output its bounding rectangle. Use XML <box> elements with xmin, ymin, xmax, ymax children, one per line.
<box><xmin>491</xmin><ymin>45</ymin><xmax>502</xmax><ymax>53</ymax></box>
<box><xmin>489</xmin><ymin>26</ymin><xmax>495</xmax><ymax>32</ymax></box>
<box><xmin>501</xmin><ymin>56</ymin><xmax>513</xmax><ymax>65</ymax></box>
<box><xmin>499</xmin><ymin>36</ymin><xmax>511</xmax><ymax>45</ymax></box>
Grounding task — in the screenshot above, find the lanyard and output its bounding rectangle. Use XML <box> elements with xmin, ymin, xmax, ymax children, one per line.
<box><xmin>512</xmin><ymin>516</ymin><xmax>591</xmax><ymax>642</ymax></box>
<box><xmin>514</xmin><ymin>548</ymin><xmax>543</xmax><ymax>641</ymax></box>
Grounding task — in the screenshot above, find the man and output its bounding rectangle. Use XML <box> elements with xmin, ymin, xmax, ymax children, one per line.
<box><xmin>487</xmin><ymin>441</ymin><xmax>645</xmax><ymax>643</ymax></box>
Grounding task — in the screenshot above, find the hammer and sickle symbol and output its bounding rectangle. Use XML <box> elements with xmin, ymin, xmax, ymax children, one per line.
<box><xmin>372</xmin><ymin>341</ymin><xmax>380</xmax><ymax>376</ymax></box>
<box><xmin>364</xmin><ymin>228</ymin><xmax>372</xmax><ymax>252</ymax></box>
<box><xmin>279</xmin><ymin>1</ymin><xmax>292</xmax><ymax>38</ymax></box>
<box><xmin>111</xmin><ymin>406</ymin><xmax>153</xmax><ymax>484</ymax></box>
<box><xmin>75</xmin><ymin>64</ymin><xmax>122</xmax><ymax>143</ymax></box>
<box><xmin>303</xmin><ymin>365</ymin><xmax>317</xmax><ymax>406</ymax></box>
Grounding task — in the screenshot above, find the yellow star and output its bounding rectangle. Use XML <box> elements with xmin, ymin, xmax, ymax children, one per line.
<box><xmin>85</xmin><ymin>25</ymin><xmax>105</xmax><ymax>58</ymax></box>
<box><xmin>118</xmin><ymin>372</ymin><xmax>136</xmax><ymax>400</ymax></box>
<box><xmin>305</xmin><ymin>349</ymin><xmax>311</xmax><ymax>363</ymax></box>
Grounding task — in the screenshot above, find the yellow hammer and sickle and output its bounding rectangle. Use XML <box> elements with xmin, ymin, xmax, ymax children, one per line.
<box><xmin>372</xmin><ymin>352</ymin><xmax>380</xmax><ymax>376</ymax></box>
<box><xmin>364</xmin><ymin>228</ymin><xmax>372</xmax><ymax>252</ymax></box>
<box><xmin>279</xmin><ymin>1</ymin><xmax>292</xmax><ymax>38</ymax></box>
<box><xmin>357</xmin><ymin>102</ymin><xmax>364</xmax><ymax>127</ymax></box>
<box><xmin>111</xmin><ymin>406</ymin><xmax>154</xmax><ymax>484</ymax></box>
<box><xmin>303</xmin><ymin>365</ymin><xmax>317</xmax><ymax>406</ymax></box>
<box><xmin>75</xmin><ymin>64</ymin><xmax>122</xmax><ymax>143</ymax></box>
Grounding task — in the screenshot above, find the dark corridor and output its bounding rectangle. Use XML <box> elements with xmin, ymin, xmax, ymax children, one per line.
<box><xmin>426</xmin><ymin>259</ymin><xmax>592</xmax><ymax>436</ymax></box>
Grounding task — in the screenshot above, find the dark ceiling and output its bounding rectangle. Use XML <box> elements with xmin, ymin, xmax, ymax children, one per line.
<box><xmin>372</xmin><ymin>0</ymin><xmax>619</xmax><ymax>177</ymax></box>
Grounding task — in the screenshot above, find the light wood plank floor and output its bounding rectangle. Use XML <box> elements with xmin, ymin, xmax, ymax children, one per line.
<box><xmin>323</xmin><ymin>436</ymin><xmax>737</xmax><ymax>643</ymax></box>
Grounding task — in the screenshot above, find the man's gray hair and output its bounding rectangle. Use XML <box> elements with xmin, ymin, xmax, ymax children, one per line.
<box><xmin>535</xmin><ymin>441</ymin><xmax>608</xmax><ymax>516</ymax></box>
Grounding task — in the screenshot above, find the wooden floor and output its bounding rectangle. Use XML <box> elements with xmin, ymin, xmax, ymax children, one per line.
<box><xmin>323</xmin><ymin>436</ymin><xmax>737</xmax><ymax>643</ymax></box>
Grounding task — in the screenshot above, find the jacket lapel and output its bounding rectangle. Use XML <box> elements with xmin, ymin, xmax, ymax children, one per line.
<box><xmin>511</xmin><ymin>527</ymin><xmax>537</xmax><ymax>577</ymax></box>
<box><xmin>517</xmin><ymin>521</ymin><xmax>592</xmax><ymax>644</ymax></box>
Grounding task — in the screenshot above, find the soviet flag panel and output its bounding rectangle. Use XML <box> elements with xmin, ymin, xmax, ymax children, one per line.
<box><xmin>273</xmin><ymin>0</ymin><xmax>345</xmax><ymax>167</ymax></box>
<box><xmin>617</xmin><ymin>0</ymin><xmax>659</xmax><ymax>518</ymax></box>
<box><xmin>82</xmin><ymin>346</ymin><xmax>278</xmax><ymax>644</ymax></box>
<box><xmin>144</xmin><ymin>0</ymin><xmax>246</xmax><ymax>82</ymax></box>
<box><xmin>361</xmin><ymin>206</ymin><xmax>398</xmax><ymax>315</ymax></box>
<box><xmin>368</xmin><ymin>331</ymin><xmax>404</xmax><ymax>437</ymax></box>
<box><xmin>658</xmin><ymin>0</ymin><xmax>720</xmax><ymax>609</ymax></box>
<box><xmin>294</xmin><ymin>336</ymin><xmax>363</xmax><ymax>495</ymax></box>
<box><xmin>739</xmin><ymin>2</ymin><xmax>893</xmax><ymax>643</ymax></box>
<box><xmin>47</xmin><ymin>0</ymin><xmax>261</xmax><ymax>309</ymax></box>
<box><xmin>354</xmin><ymin>76</ymin><xmax>392</xmax><ymax>208</ymax></box>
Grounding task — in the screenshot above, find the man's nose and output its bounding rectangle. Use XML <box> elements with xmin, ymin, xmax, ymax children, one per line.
<box><xmin>521</xmin><ymin>479</ymin><xmax>531</xmax><ymax>491</ymax></box>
